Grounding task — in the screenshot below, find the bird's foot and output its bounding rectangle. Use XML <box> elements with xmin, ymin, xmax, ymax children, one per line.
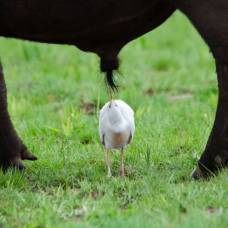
<box><xmin>107</xmin><ymin>167</ymin><xmax>112</xmax><ymax>178</ymax></box>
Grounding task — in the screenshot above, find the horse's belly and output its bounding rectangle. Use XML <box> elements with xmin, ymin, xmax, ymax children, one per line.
<box><xmin>0</xmin><ymin>0</ymin><xmax>175</xmax><ymax>55</ymax></box>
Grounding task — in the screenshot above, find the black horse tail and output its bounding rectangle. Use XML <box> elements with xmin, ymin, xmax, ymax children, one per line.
<box><xmin>100</xmin><ymin>55</ymin><xmax>119</xmax><ymax>91</ymax></box>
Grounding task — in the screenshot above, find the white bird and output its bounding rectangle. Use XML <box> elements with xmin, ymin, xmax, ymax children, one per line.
<box><xmin>99</xmin><ymin>99</ymin><xmax>135</xmax><ymax>177</ymax></box>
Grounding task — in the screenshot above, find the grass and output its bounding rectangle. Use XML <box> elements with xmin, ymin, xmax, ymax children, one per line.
<box><xmin>0</xmin><ymin>11</ymin><xmax>227</xmax><ymax>227</ymax></box>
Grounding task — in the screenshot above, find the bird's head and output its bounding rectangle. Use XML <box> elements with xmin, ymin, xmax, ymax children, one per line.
<box><xmin>108</xmin><ymin>100</ymin><xmax>118</xmax><ymax>109</ymax></box>
<box><xmin>107</xmin><ymin>100</ymin><xmax>122</xmax><ymax>123</ymax></box>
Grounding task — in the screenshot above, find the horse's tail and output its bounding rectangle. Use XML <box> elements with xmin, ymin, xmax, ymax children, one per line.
<box><xmin>100</xmin><ymin>54</ymin><xmax>119</xmax><ymax>91</ymax></box>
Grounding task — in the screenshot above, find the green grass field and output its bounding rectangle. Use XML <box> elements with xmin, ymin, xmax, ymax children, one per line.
<box><xmin>0</xmin><ymin>12</ymin><xmax>227</xmax><ymax>227</ymax></box>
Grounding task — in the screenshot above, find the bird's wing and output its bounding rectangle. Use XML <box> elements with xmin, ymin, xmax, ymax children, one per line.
<box><xmin>102</xmin><ymin>134</ymin><xmax>105</xmax><ymax>145</ymax></box>
<box><xmin>99</xmin><ymin>102</ymin><xmax>107</xmax><ymax>137</ymax></box>
<box><xmin>99</xmin><ymin>117</ymin><xmax>105</xmax><ymax>143</ymax></box>
<box><xmin>99</xmin><ymin>108</ymin><xmax>109</xmax><ymax>145</ymax></box>
<box><xmin>116</xmin><ymin>100</ymin><xmax>135</xmax><ymax>137</ymax></box>
<box><xmin>129</xmin><ymin>120</ymin><xmax>135</xmax><ymax>137</ymax></box>
<box><xmin>116</xmin><ymin>100</ymin><xmax>134</xmax><ymax>117</ymax></box>
<box><xmin>99</xmin><ymin>101</ymin><xmax>110</xmax><ymax>119</ymax></box>
<box><xmin>128</xmin><ymin>132</ymin><xmax>133</xmax><ymax>144</ymax></box>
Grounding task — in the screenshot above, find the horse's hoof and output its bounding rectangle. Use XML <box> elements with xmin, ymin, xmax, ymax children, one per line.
<box><xmin>1</xmin><ymin>157</ymin><xmax>26</xmax><ymax>172</ymax></box>
<box><xmin>192</xmin><ymin>153</ymin><xmax>228</xmax><ymax>180</ymax></box>
<box><xmin>21</xmin><ymin>144</ymin><xmax>38</xmax><ymax>161</ymax></box>
<box><xmin>11</xmin><ymin>157</ymin><xmax>26</xmax><ymax>171</ymax></box>
<box><xmin>14</xmin><ymin>161</ymin><xmax>26</xmax><ymax>170</ymax></box>
<box><xmin>191</xmin><ymin>161</ymin><xmax>220</xmax><ymax>180</ymax></box>
<box><xmin>191</xmin><ymin>166</ymin><xmax>203</xmax><ymax>180</ymax></box>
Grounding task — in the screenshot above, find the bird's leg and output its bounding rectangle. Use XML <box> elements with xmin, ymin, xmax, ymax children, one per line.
<box><xmin>105</xmin><ymin>149</ymin><xmax>112</xmax><ymax>177</ymax></box>
<box><xmin>120</xmin><ymin>148</ymin><xmax>125</xmax><ymax>177</ymax></box>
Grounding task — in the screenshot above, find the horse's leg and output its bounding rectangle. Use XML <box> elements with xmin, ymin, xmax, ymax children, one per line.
<box><xmin>0</xmin><ymin>62</ymin><xmax>37</xmax><ymax>170</ymax></box>
<box><xmin>175</xmin><ymin>0</ymin><xmax>228</xmax><ymax>178</ymax></box>
<box><xmin>193</xmin><ymin>49</ymin><xmax>228</xmax><ymax>178</ymax></box>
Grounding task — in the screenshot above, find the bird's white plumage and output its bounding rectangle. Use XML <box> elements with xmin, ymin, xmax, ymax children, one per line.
<box><xmin>99</xmin><ymin>99</ymin><xmax>135</xmax><ymax>149</ymax></box>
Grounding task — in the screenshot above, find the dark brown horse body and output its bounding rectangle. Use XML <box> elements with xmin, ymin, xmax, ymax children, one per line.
<box><xmin>0</xmin><ymin>0</ymin><xmax>228</xmax><ymax>178</ymax></box>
